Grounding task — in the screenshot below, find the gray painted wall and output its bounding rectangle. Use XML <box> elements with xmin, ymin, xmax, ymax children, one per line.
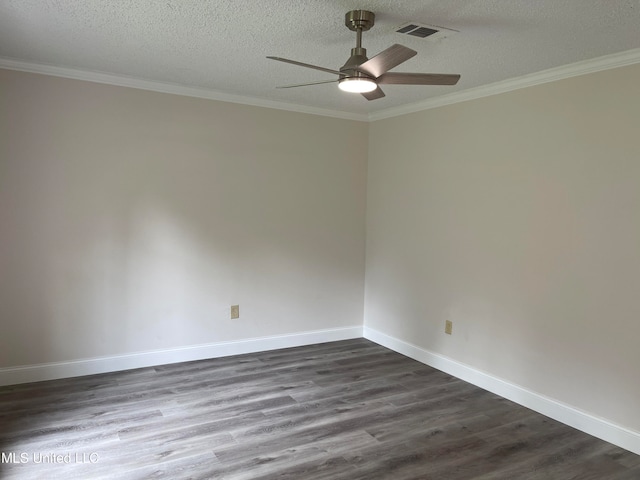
<box><xmin>365</xmin><ymin>63</ymin><xmax>640</xmax><ymax>432</ymax></box>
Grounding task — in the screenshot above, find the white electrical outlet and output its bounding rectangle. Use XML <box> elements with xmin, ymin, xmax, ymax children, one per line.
<box><xmin>445</xmin><ymin>320</ymin><xmax>453</xmax><ymax>335</ymax></box>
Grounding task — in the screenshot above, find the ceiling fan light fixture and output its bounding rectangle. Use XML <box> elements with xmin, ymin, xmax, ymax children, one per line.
<box><xmin>268</xmin><ymin>10</ymin><xmax>460</xmax><ymax>101</ymax></box>
<box><xmin>338</xmin><ymin>77</ymin><xmax>377</xmax><ymax>93</ymax></box>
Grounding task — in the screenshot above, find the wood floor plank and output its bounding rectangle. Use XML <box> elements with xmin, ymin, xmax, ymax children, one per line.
<box><xmin>0</xmin><ymin>338</ymin><xmax>637</xmax><ymax>479</ymax></box>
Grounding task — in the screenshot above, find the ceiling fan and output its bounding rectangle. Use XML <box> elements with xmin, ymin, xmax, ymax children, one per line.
<box><xmin>267</xmin><ymin>10</ymin><xmax>461</xmax><ymax>101</ymax></box>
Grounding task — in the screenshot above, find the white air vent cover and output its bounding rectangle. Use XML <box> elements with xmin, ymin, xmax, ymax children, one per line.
<box><xmin>395</xmin><ymin>22</ymin><xmax>458</xmax><ymax>41</ymax></box>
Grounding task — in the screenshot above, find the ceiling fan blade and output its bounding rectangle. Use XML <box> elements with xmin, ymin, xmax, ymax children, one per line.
<box><xmin>276</xmin><ymin>79</ymin><xmax>338</xmax><ymax>89</ymax></box>
<box><xmin>361</xmin><ymin>86</ymin><xmax>386</xmax><ymax>101</ymax></box>
<box><xmin>357</xmin><ymin>44</ymin><xmax>417</xmax><ymax>78</ymax></box>
<box><xmin>267</xmin><ymin>56</ymin><xmax>342</xmax><ymax>76</ymax></box>
<box><xmin>378</xmin><ymin>72</ymin><xmax>461</xmax><ymax>85</ymax></box>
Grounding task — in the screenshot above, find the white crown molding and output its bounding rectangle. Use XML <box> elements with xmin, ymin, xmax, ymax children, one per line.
<box><xmin>363</xmin><ymin>326</ymin><xmax>640</xmax><ymax>456</ymax></box>
<box><xmin>369</xmin><ymin>47</ymin><xmax>640</xmax><ymax>121</ymax></box>
<box><xmin>2</xmin><ymin>48</ymin><xmax>639</xmax><ymax>123</ymax></box>
<box><xmin>0</xmin><ymin>325</ymin><xmax>363</xmax><ymax>386</ymax></box>
<box><xmin>0</xmin><ymin>57</ymin><xmax>368</xmax><ymax>122</ymax></box>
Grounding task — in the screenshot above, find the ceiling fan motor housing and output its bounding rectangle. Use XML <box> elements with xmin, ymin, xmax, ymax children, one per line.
<box><xmin>341</xmin><ymin>49</ymin><xmax>369</xmax><ymax>73</ymax></box>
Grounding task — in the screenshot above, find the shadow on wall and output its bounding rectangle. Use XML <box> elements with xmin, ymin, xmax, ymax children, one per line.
<box><xmin>0</xmin><ymin>68</ymin><xmax>367</xmax><ymax>371</ymax></box>
<box><xmin>0</xmin><ymin>179</ymin><xmax>361</xmax><ymax>368</ymax></box>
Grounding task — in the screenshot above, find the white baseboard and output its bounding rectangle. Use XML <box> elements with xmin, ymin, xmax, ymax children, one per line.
<box><xmin>0</xmin><ymin>326</ymin><xmax>363</xmax><ymax>387</ymax></box>
<box><xmin>4</xmin><ymin>324</ymin><xmax>638</xmax><ymax>455</ymax></box>
<box><xmin>363</xmin><ymin>326</ymin><xmax>640</xmax><ymax>456</ymax></box>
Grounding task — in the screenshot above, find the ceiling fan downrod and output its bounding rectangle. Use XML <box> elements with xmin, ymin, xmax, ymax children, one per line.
<box><xmin>342</xmin><ymin>10</ymin><xmax>375</xmax><ymax>74</ymax></box>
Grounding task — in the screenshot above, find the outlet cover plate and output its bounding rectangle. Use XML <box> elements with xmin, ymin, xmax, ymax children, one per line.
<box><xmin>445</xmin><ymin>320</ymin><xmax>453</xmax><ymax>335</ymax></box>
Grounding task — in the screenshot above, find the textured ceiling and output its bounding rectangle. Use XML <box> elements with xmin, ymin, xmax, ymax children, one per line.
<box><xmin>1</xmin><ymin>0</ymin><xmax>640</xmax><ymax>118</ymax></box>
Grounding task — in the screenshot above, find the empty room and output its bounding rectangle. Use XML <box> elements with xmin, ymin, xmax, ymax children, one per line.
<box><xmin>1</xmin><ymin>1</ymin><xmax>639</xmax><ymax>479</ymax></box>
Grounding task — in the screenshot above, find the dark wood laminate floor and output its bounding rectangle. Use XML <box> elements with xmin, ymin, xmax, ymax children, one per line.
<box><xmin>0</xmin><ymin>339</ymin><xmax>638</xmax><ymax>479</ymax></box>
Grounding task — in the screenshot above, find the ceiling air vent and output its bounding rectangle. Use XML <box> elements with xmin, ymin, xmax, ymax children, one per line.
<box><xmin>395</xmin><ymin>22</ymin><xmax>458</xmax><ymax>41</ymax></box>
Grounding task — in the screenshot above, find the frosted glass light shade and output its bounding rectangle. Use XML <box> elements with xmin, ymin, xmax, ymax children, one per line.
<box><xmin>338</xmin><ymin>77</ymin><xmax>377</xmax><ymax>93</ymax></box>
